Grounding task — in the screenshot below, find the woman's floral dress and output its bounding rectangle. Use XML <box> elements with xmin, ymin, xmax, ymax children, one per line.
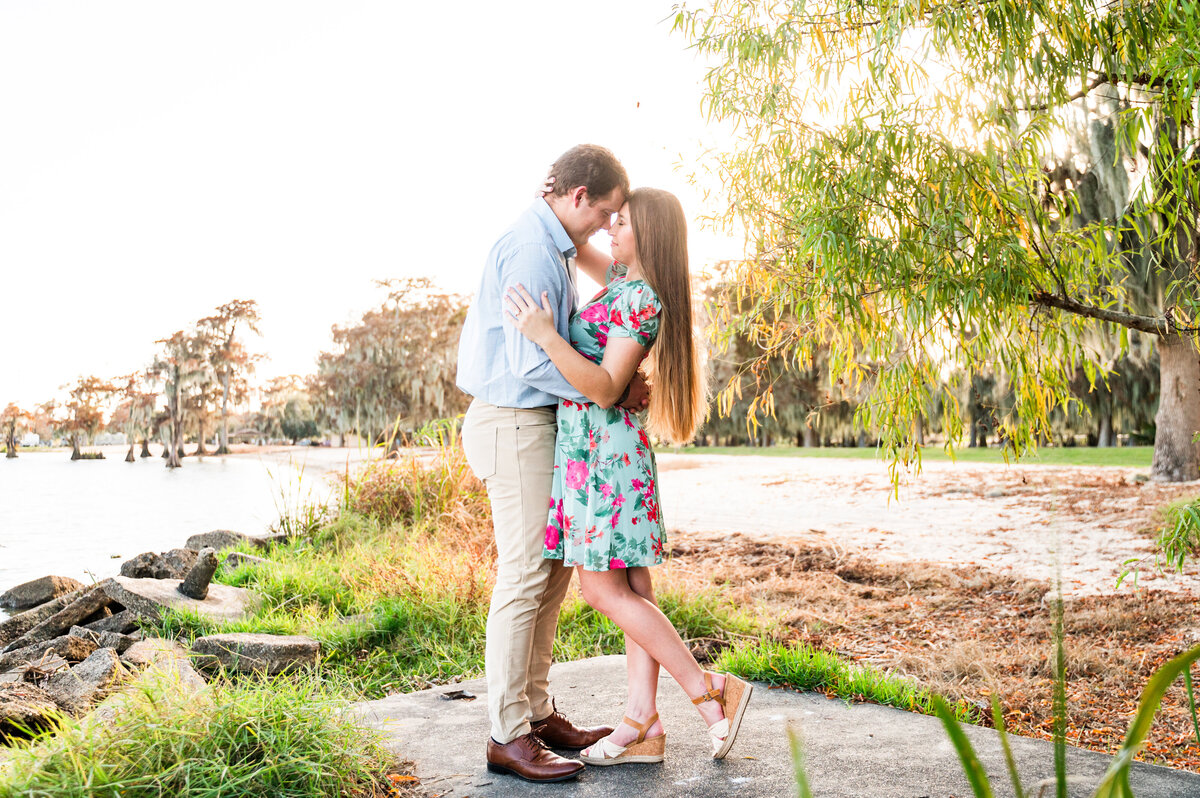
<box><xmin>543</xmin><ymin>272</ymin><xmax>664</xmax><ymax>571</ymax></box>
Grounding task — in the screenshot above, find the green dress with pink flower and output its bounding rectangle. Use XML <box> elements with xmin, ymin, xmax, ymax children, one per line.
<box><xmin>543</xmin><ymin>273</ymin><xmax>664</xmax><ymax>572</ymax></box>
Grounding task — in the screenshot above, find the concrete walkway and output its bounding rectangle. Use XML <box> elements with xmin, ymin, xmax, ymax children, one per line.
<box><xmin>353</xmin><ymin>655</ymin><xmax>1200</xmax><ymax>798</ymax></box>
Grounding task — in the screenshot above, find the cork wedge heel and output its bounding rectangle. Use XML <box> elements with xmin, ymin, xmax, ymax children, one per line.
<box><xmin>579</xmin><ymin>713</ymin><xmax>666</xmax><ymax>766</ymax></box>
<box><xmin>690</xmin><ymin>671</ymin><xmax>753</xmax><ymax>760</ymax></box>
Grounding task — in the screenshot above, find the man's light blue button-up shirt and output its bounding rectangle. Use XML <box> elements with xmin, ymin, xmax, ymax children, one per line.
<box><xmin>456</xmin><ymin>199</ymin><xmax>588</xmax><ymax>408</ymax></box>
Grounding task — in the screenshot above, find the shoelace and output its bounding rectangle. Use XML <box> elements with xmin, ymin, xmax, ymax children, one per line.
<box><xmin>522</xmin><ymin>732</ymin><xmax>551</xmax><ymax>750</ymax></box>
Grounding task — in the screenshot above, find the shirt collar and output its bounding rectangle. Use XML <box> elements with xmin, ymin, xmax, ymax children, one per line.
<box><xmin>531</xmin><ymin>198</ymin><xmax>578</xmax><ymax>260</ymax></box>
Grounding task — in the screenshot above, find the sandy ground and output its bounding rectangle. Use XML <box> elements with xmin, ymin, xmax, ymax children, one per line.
<box><xmin>654</xmin><ymin>454</ymin><xmax>1200</xmax><ymax>597</ymax></box>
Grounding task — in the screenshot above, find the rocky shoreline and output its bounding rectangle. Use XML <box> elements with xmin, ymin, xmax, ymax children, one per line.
<box><xmin>0</xmin><ymin>530</ymin><xmax>318</xmax><ymax>749</ymax></box>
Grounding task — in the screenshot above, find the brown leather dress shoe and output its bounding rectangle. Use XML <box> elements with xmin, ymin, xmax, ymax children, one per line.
<box><xmin>531</xmin><ymin>704</ymin><xmax>615</xmax><ymax>750</ymax></box>
<box><xmin>486</xmin><ymin>733</ymin><xmax>584</xmax><ymax>783</ymax></box>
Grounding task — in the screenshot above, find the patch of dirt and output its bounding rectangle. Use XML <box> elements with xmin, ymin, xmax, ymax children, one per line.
<box><xmin>664</xmin><ymin>530</ymin><xmax>1200</xmax><ymax>772</ymax></box>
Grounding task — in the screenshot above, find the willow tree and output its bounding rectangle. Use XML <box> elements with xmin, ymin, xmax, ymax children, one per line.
<box><xmin>63</xmin><ymin>376</ymin><xmax>116</xmax><ymax>460</ymax></box>
<box><xmin>311</xmin><ymin>278</ymin><xmax>468</xmax><ymax>451</ymax></box>
<box><xmin>676</xmin><ymin>0</ymin><xmax>1200</xmax><ymax>480</ymax></box>
<box><xmin>112</xmin><ymin>372</ymin><xmax>160</xmax><ymax>461</ymax></box>
<box><xmin>1</xmin><ymin>403</ymin><xmax>29</xmax><ymax>458</ymax></box>
<box><xmin>149</xmin><ymin>330</ymin><xmax>209</xmax><ymax>468</ymax></box>
<box><xmin>199</xmin><ymin>299</ymin><xmax>261</xmax><ymax>455</ymax></box>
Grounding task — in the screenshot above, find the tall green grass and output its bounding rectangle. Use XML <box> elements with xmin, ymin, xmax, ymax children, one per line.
<box><xmin>0</xmin><ymin>675</ymin><xmax>396</xmax><ymax>798</ymax></box>
<box><xmin>715</xmin><ymin>640</ymin><xmax>981</xmax><ymax>724</ymax></box>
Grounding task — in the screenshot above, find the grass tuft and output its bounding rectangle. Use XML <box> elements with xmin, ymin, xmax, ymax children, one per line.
<box><xmin>716</xmin><ymin>639</ymin><xmax>982</xmax><ymax>724</ymax></box>
<box><xmin>0</xmin><ymin>675</ymin><xmax>398</xmax><ymax>797</ymax></box>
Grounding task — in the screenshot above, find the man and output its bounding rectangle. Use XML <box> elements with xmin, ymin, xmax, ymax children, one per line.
<box><xmin>457</xmin><ymin>144</ymin><xmax>642</xmax><ymax>783</ymax></box>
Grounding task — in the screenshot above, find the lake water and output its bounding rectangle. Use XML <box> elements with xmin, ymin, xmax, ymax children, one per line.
<box><xmin>0</xmin><ymin>446</ymin><xmax>368</xmax><ymax>621</ymax></box>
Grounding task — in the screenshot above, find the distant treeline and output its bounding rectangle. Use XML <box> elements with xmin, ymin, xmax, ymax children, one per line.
<box><xmin>3</xmin><ymin>279</ymin><xmax>1160</xmax><ymax>466</ymax></box>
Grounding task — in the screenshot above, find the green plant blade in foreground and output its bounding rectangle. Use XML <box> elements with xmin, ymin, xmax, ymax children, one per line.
<box><xmin>788</xmin><ymin>727</ymin><xmax>815</xmax><ymax>798</ymax></box>
<box><xmin>991</xmin><ymin>695</ymin><xmax>1027</xmax><ymax>798</ymax></box>
<box><xmin>933</xmin><ymin>695</ymin><xmax>996</xmax><ymax>798</ymax></box>
<box><xmin>1092</xmin><ymin>643</ymin><xmax>1200</xmax><ymax>798</ymax></box>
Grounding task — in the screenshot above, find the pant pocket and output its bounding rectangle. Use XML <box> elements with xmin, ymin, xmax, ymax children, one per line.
<box><xmin>462</xmin><ymin>424</ymin><xmax>498</xmax><ymax>481</ymax></box>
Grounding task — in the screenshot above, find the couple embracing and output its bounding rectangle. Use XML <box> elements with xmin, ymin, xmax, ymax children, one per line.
<box><xmin>456</xmin><ymin>144</ymin><xmax>752</xmax><ymax>783</ymax></box>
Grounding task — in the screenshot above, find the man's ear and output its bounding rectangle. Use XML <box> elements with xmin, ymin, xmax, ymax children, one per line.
<box><xmin>571</xmin><ymin>186</ymin><xmax>588</xmax><ymax>208</ymax></box>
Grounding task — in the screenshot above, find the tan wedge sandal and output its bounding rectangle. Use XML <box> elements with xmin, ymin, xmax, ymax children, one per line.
<box><xmin>691</xmin><ymin>671</ymin><xmax>753</xmax><ymax>760</ymax></box>
<box><xmin>578</xmin><ymin>713</ymin><xmax>666</xmax><ymax>766</ymax></box>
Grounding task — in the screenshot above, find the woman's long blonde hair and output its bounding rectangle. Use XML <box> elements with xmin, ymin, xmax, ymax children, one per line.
<box><xmin>628</xmin><ymin>188</ymin><xmax>705</xmax><ymax>445</ymax></box>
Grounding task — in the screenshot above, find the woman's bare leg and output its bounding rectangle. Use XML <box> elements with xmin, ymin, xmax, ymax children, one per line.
<box><xmin>577</xmin><ymin>566</ymin><xmax>725</xmax><ymax>746</ymax></box>
<box><xmin>601</xmin><ymin>567</ymin><xmax>664</xmax><ymax>746</ymax></box>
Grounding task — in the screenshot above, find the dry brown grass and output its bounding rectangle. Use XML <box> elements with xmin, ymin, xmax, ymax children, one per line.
<box><xmin>342</xmin><ymin>447</ymin><xmax>494</xmax><ymax>556</ymax></box>
<box><xmin>666</xmin><ymin>530</ymin><xmax>1200</xmax><ymax>771</ymax></box>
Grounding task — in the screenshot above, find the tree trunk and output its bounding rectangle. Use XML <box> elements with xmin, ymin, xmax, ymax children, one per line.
<box><xmin>1150</xmin><ymin>333</ymin><xmax>1200</xmax><ymax>482</ymax></box>
<box><xmin>803</xmin><ymin>424</ymin><xmax>818</xmax><ymax>448</ymax></box>
<box><xmin>166</xmin><ymin>384</ymin><xmax>182</xmax><ymax>469</ymax></box>
<box><xmin>140</xmin><ymin>438</ymin><xmax>151</xmax><ymax>457</ymax></box>
<box><xmin>216</xmin><ymin>370</ymin><xmax>231</xmax><ymax>455</ymax></box>
<box><xmin>1097</xmin><ymin>412</ymin><xmax>1114</xmax><ymax>448</ymax></box>
<box><xmin>70</xmin><ymin>435</ymin><xmax>81</xmax><ymax>460</ymax></box>
<box><xmin>194</xmin><ymin>417</ymin><xmax>209</xmax><ymax>456</ymax></box>
<box><xmin>914</xmin><ymin>415</ymin><xmax>925</xmax><ymax>446</ymax></box>
<box><xmin>125</xmin><ymin>444</ymin><xmax>135</xmax><ymax>462</ymax></box>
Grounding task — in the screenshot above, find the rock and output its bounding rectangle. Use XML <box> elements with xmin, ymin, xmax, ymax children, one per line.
<box><xmin>223</xmin><ymin>551</ymin><xmax>270</xmax><ymax>569</ymax></box>
<box><xmin>78</xmin><ymin>604</ymin><xmax>114</xmax><ymax>626</ymax></box>
<box><xmin>120</xmin><ymin>552</ymin><xmax>176</xmax><ymax>580</ymax></box>
<box><xmin>190</xmin><ymin>633</ymin><xmax>319</xmax><ymax>675</ymax></box>
<box><xmin>82</xmin><ymin>609</ymin><xmax>138</xmax><ymax>635</ymax></box>
<box><xmin>122</xmin><ymin>637</ymin><xmax>184</xmax><ymax>667</ymax></box>
<box><xmin>42</xmin><ymin>648</ymin><xmax>128</xmax><ymax>715</ymax></box>
<box><xmin>0</xmin><ymin>682</ymin><xmax>59</xmax><ymax>740</ymax></box>
<box><xmin>95</xmin><ymin>639</ymin><xmax>207</xmax><ymax>723</ymax></box>
<box><xmin>0</xmin><ymin>654</ymin><xmax>70</xmax><ymax>685</ymax></box>
<box><xmin>121</xmin><ymin>638</ymin><xmax>207</xmax><ymax>692</ymax></box>
<box><xmin>0</xmin><ymin>588</ymin><xmax>85</xmax><ymax>649</ymax></box>
<box><xmin>102</xmin><ymin>576</ymin><xmax>260</xmax><ymax>623</ymax></box>
<box><xmin>185</xmin><ymin>529</ymin><xmax>285</xmax><ymax>553</ymax></box>
<box><xmin>69</xmin><ymin>626</ymin><xmax>136</xmax><ymax>654</ymax></box>
<box><xmin>1</xmin><ymin>582</ymin><xmax>115</xmax><ymax>654</ymax></box>
<box><xmin>179</xmin><ymin>548</ymin><xmax>219</xmax><ymax>600</ymax></box>
<box><xmin>185</xmin><ymin>530</ymin><xmax>254</xmax><ymax>552</ymax></box>
<box><xmin>120</xmin><ymin>548</ymin><xmax>200</xmax><ymax>580</ymax></box>
<box><xmin>162</xmin><ymin>548</ymin><xmax>198</xmax><ymax>575</ymax></box>
<box><xmin>0</xmin><ymin>634</ymin><xmax>98</xmax><ymax>672</ymax></box>
<box><xmin>0</xmin><ymin>575</ymin><xmax>86</xmax><ymax>612</ymax></box>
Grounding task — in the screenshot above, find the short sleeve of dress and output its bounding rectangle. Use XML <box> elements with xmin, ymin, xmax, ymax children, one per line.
<box><xmin>605</xmin><ymin>261</ymin><xmax>628</xmax><ymax>283</ymax></box>
<box><xmin>608</xmin><ymin>280</ymin><xmax>661</xmax><ymax>348</ymax></box>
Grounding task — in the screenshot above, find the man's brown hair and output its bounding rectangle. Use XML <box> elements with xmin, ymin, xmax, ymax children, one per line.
<box><xmin>547</xmin><ymin>144</ymin><xmax>629</xmax><ymax>202</ymax></box>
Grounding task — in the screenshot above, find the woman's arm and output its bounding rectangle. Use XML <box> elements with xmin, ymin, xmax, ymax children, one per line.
<box><xmin>504</xmin><ymin>284</ymin><xmax>642</xmax><ymax>408</ymax></box>
<box><xmin>573</xmin><ymin>242</ymin><xmax>613</xmax><ymax>287</ymax></box>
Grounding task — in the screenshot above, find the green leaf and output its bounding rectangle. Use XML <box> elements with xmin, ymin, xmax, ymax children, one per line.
<box><xmin>932</xmin><ymin>695</ymin><xmax>995</xmax><ymax>798</ymax></box>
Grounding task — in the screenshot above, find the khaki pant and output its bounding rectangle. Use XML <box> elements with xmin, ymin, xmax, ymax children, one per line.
<box><xmin>461</xmin><ymin>399</ymin><xmax>573</xmax><ymax>744</ymax></box>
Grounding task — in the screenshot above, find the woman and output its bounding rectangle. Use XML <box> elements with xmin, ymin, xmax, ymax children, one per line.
<box><xmin>503</xmin><ymin>187</ymin><xmax>752</xmax><ymax>765</ymax></box>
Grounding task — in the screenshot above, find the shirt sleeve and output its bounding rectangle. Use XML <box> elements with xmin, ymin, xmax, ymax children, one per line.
<box><xmin>500</xmin><ymin>245</ymin><xmax>588</xmax><ymax>403</ymax></box>
<box><xmin>608</xmin><ymin>281</ymin><xmax>661</xmax><ymax>347</ymax></box>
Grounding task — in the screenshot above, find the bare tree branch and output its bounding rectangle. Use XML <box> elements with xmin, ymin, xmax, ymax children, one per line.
<box><xmin>1030</xmin><ymin>290</ymin><xmax>1193</xmax><ymax>336</ymax></box>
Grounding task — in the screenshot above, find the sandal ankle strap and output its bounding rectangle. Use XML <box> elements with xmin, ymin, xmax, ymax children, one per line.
<box><xmin>621</xmin><ymin>712</ymin><xmax>659</xmax><ymax>744</ymax></box>
<box><xmin>690</xmin><ymin>672</ymin><xmax>724</xmax><ymax>707</ymax></box>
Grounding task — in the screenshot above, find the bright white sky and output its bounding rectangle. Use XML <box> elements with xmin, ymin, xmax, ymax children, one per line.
<box><xmin>0</xmin><ymin>1</ymin><xmax>736</xmax><ymax>408</ymax></box>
